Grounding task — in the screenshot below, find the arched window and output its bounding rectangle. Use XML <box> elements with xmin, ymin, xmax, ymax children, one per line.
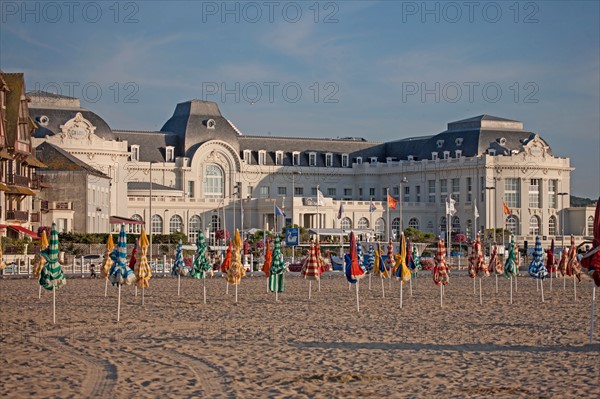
<box><xmin>506</xmin><ymin>215</ymin><xmax>519</xmax><ymax>235</ymax></box>
<box><xmin>529</xmin><ymin>215</ymin><xmax>540</xmax><ymax>235</ymax></box>
<box><xmin>188</xmin><ymin>215</ymin><xmax>202</xmax><ymax>243</ymax></box>
<box><xmin>452</xmin><ymin>216</ymin><xmax>460</xmax><ymax>233</ymax></box>
<box><xmin>151</xmin><ymin>214</ymin><xmax>163</xmax><ymax>235</ymax></box>
<box><xmin>204</xmin><ymin>164</ymin><xmax>224</xmax><ymax>199</ymax></box>
<box><xmin>169</xmin><ymin>214</ymin><xmax>183</xmax><ymax>234</ymax></box>
<box><xmin>391</xmin><ymin>217</ymin><xmax>401</xmax><ymax>238</ymax></box>
<box><xmin>129</xmin><ymin>214</ymin><xmax>143</xmax><ymax>234</ymax></box>
<box><xmin>440</xmin><ymin>216</ymin><xmax>447</xmax><ymax>232</ymax></box>
<box><xmin>358</xmin><ymin>217</ymin><xmax>369</xmax><ymax>229</ymax></box>
<box><xmin>408</xmin><ymin>217</ymin><xmax>419</xmax><ymax>230</ymax></box>
<box><xmin>341</xmin><ymin>217</ymin><xmax>352</xmax><ymax>230</ymax></box>
<box><xmin>548</xmin><ymin>215</ymin><xmax>557</xmax><ymax>236</ymax></box>
<box><xmin>375</xmin><ymin>218</ymin><xmax>385</xmax><ymax>239</ymax></box>
<box><xmin>466</xmin><ymin>219</ymin><xmax>473</xmax><ymax>239</ymax></box>
<box><xmin>588</xmin><ymin>216</ymin><xmax>594</xmax><ymax>236</ymax></box>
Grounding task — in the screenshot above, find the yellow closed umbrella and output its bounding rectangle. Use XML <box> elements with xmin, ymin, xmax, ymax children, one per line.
<box><xmin>32</xmin><ymin>231</ymin><xmax>49</xmax><ymax>298</ymax></box>
<box><xmin>394</xmin><ymin>232</ymin><xmax>411</xmax><ymax>309</ymax></box>
<box><xmin>226</xmin><ymin>229</ymin><xmax>245</xmax><ymax>302</ymax></box>
<box><xmin>0</xmin><ymin>236</ymin><xmax>6</xmax><ymax>271</ymax></box>
<box><xmin>135</xmin><ymin>228</ymin><xmax>152</xmax><ymax>305</ymax></box>
<box><xmin>100</xmin><ymin>234</ymin><xmax>115</xmax><ymax>297</ymax></box>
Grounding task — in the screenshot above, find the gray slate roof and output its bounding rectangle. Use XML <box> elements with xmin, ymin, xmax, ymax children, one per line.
<box><xmin>35</xmin><ymin>142</ymin><xmax>108</xmax><ymax>178</ymax></box>
<box><xmin>29</xmin><ymin>106</ymin><xmax>116</xmax><ymax>141</ymax></box>
<box><xmin>112</xmin><ymin>130</ymin><xmax>180</xmax><ymax>163</ymax></box>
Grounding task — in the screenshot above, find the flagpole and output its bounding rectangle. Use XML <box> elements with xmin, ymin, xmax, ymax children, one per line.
<box><xmin>386</xmin><ymin>188</ymin><xmax>391</xmax><ymax>243</ymax></box>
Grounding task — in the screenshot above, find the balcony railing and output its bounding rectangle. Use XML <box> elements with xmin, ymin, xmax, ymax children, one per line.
<box><xmin>7</xmin><ymin>174</ymin><xmax>30</xmax><ymax>187</ymax></box>
<box><xmin>30</xmin><ymin>212</ymin><xmax>40</xmax><ymax>223</ymax></box>
<box><xmin>6</xmin><ymin>210</ymin><xmax>28</xmax><ymax>221</ymax></box>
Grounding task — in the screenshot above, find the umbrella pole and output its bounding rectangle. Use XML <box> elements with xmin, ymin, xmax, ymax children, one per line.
<box><xmin>495</xmin><ymin>274</ymin><xmax>498</xmax><ymax>294</ymax></box>
<box><xmin>349</xmin><ymin>282</ymin><xmax>351</xmax><ymax>291</ymax></box>
<box><xmin>117</xmin><ymin>285</ymin><xmax>121</xmax><ymax>322</ymax></box>
<box><xmin>409</xmin><ymin>277</ymin><xmax>413</xmax><ymax>297</ymax></box>
<box><xmin>473</xmin><ymin>278</ymin><xmax>476</xmax><ymax>294</ymax></box>
<box><xmin>574</xmin><ymin>277</ymin><xmax>577</xmax><ymax>302</ymax></box>
<box><xmin>439</xmin><ymin>284</ymin><xmax>443</xmax><ymax>308</ymax></box>
<box><xmin>226</xmin><ymin>282</ymin><xmax>229</xmax><ymax>295</ymax></box>
<box><xmin>479</xmin><ymin>278</ymin><xmax>482</xmax><ymax>305</ymax></box>
<box><xmin>266</xmin><ymin>278</ymin><xmax>269</xmax><ymax>293</ymax></box>
<box><xmin>355</xmin><ymin>281</ymin><xmax>360</xmax><ymax>313</ymax></box>
<box><xmin>203</xmin><ymin>278</ymin><xmax>206</xmax><ymax>305</ymax></box>
<box><xmin>563</xmin><ymin>274</ymin><xmax>566</xmax><ymax>290</ymax></box>
<box><xmin>135</xmin><ymin>286</ymin><xmax>138</xmax><ymax>297</ymax></box>
<box><xmin>536</xmin><ymin>278</ymin><xmax>539</xmax><ymax>292</ymax></box>
<box><xmin>53</xmin><ymin>288</ymin><xmax>56</xmax><ymax>324</ymax></box>
<box><xmin>541</xmin><ymin>279</ymin><xmax>544</xmax><ymax>303</ymax></box>
<box><xmin>177</xmin><ymin>275</ymin><xmax>181</xmax><ymax>296</ymax></box>
<box><xmin>368</xmin><ymin>274</ymin><xmax>371</xmax><ymax>291</ymax></box>
<box><xmin>400</xmin><ymin>280</ymin><xmax>403</xmax><ymax>309</ymax></box>
<box><xmin>142</xmin><ymin>286</ymin><xmax>145</xmax><ymax>306</ymax></box>
<box><xmin>550</xmin><ymin>270</ymin><xmax>553</xmax><ymax>291</ymax></box>
<box><xmin>590</xmin><ymin>286</ymin><xmax>596</xmax><ymax>344</ymax></box>
<box><xmin>235</xmin><ymin>284</ymin><xmax>238</xmax><ymax>303</ymax></box>
<box><xmin>308</xmin><ymin>281</ymin><xmax>311</xmax><ymax>300</ymax></box>
<box><xmin>510</xmin><ymin>277</ymin><xmax>513</xmax><ymax>304</ymax></box>
<box><xmin>318</xmin><ymin>278</ymin><xmax>321</xmax><ymax>292</ymax></box>
<box><xmin>104</xmin><ymin>278</ymin><xmax>108</xmax><ymax>297</ymax></box>
<box><xmin>275</xmin><ymin>278</ymin><xmax>278</xmax><ymax>302</ymax></box>
<box><xmin>515</xmin><ymin>274</ymin><xmax>518</xmax><ymax>292</ymax></box>
<box><xmin>381</xmin><ymin>277</ymin><xmax>385</xmax><ymax>298</ymax></box>
<box><xmin>38</xmin><ymin>285</ymin><xmax>41</xmax><ymax>299</ymax></box>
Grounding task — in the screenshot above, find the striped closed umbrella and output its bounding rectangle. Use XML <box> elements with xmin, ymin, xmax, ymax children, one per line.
<box><xmin>303</xmin><ymin>240</ymin><xmax>321</xmax><ymax>280</ymax></box>
<box><xmin>395</xmin><ymin>233</ymin><xmax>411</xmax><ymax>282</ymax></box>
<box><xmin>467</xmin><ymin>241</ymin><xmax>477</xmax><ymax>278</ymax></box>
<box><xmin>432</xmin><ymin>236</ymin><xmax>449</xmax><ymax>286</ymax></box>
<box><xmin>226</xmin><ymin>229</ymin><xmax>245</xmax><ymax>285</ymax></box>
<box><xmin>135</xmin><ymin>228</ymin><xmax>152</xmax><ymax>288</ymax></box>
<box><xmin>474</xmin><ymin>234</ymin><xmax>488</xmax><ymax>277</ymax></box>
<box><xmin>345</xmin><ymin>232</ymin><xmax>365</xmax><ymax>283</ymax></box>
<box><xmin>191</xmin><ymin>231</ymin><xmax>212</xmax><ymax>279</ymax></box>
<box><xmin>374</xmin><ymin>245</ymin><xmax>389</xmax><ymax>278</ymax></box>
<box><xmin>504</xmin><ymin>236</ymin><xmax>518</xmax><ymax>278</ymax></box>
<box><xmin>109</xmin><ymin>224</ymin><xmax>136</xmax><ymax>286</ymax></box>
<box><xmin>357</xmin><ymin>242</ymin><xmax>366</xmax><ymax>273</ymax></box>
<box><xmin>412</xmin><ymin>244</ymin><xmax>422</xmax><ymax>271</ymax></box>
<box><xmin>100</xmin><ymin>233</ymin><xmax>114</xmax><ymax>279</ymax></box>
<box><xmin>365</xmin><ymin>244</ymin><xmax>375</xmax><ymax>274</ymax></box>
<box><xmin>171</xmin><ymin>240</ymin><xmax>189</xmax><ymax>277</ymax></box>
<box><xmin>566</xmin><ymin>235</ymin><xmax>582</xmax><ymax>282</ymax></box>
<box><xmin>33</xmin><ymin>230</ymin><xmax>49</xmax><ymax>279</ymax></box>
<box><xmin>385</xmin><ymin>240</ymin><xmax>395</xmax><ymax>273</ymax></box>
<box><xmin>558</xmin><ymin>247</ymin><xmax>568</xmax><ymax>276</ymax></box>
<box><xmin>489</xmin><ymin>245</ymin><xmax>503</xmax><ymax>274</ymax></box>
<box><xmin>528</xmin><ymin>236</ymin><xmax>548</xmax><ymax>280</ymax></box>
<box><xmin>39</xmin><ymin>223</ymin><xmax>66</xmax><ymax>291</ymax></box>
<box><xmin>269</xmin><ymin>235</ymin><xmax>285</xmax><ymax>293</ymax></box>
<box><xmin>546</xmin><ymin>239</ymin><xmax>557</xmax><ymax>273</ymax></box>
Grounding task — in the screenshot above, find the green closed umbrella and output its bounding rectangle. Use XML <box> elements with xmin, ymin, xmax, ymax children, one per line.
<box><xmin>39</xmin><ymin>223</ymin><xmax>66</xmax><ymax>324</ymax></box>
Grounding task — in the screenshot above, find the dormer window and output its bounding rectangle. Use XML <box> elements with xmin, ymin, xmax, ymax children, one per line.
<box><xmin>356</xmin><ymin>157</ymin><xmax>363</xmax><ymax>165</ymax></box>
<box><xmin>370</xmin><ymin>157</ymin><xmax>378</xmax><ymax>164</ymax></box>
<box><xmin>325</xmin><ymin>153</ymin><xmax>333</xmax><ymax>167</ymax></box>
<box><xmin>431</xmin><ymin>152</ymin><xmax>438</xmax><ymax>160</ymax></box>
<box><xmin>292</xmin><ymin>151</ymin><xmax>300</xmax><ymax>166</ymax></box>
<box><xmin>341</xmin><ymin>153</ymin><xmax>349</xmax><ymax>167</ymax></box>
<box><xmin>455</xmin><ymin>150</ymin><xmax>462</xmax><ymax>158</ymax></box>
<box><xmin>487</xmin><ymin>148</ymin><xmax>496</xmax><ymax>156</ymax></box>
<box><xmin>130</xmin><ymin>145</ymin><xmax>139</xmax><ymax>161</ymax></box>
<box><xmin>443</xmin><ymin>151</ymin><xmax>450</xmax><ymax>160</ymax></box>
<box><xmin>275</xmin><ymin>151</ymin><xmax>284</xmax><ymax>165</ymax></box>
<box><xmin>407</xmin><ymin>155</ymin><xmax>414</xmax><ymax>161</ymax></box>
<box><xmin>309</xmin><ymin>152</ymin><xmax>317</xmax><ymax>166</ymax></box>
<box><xmin>243</xmin><ymin>150</ymin><xmax>251</xmax><ymax>164</ymax></box>
<box><xmin>206</xmin><ymin>119</ymin><xmax>216</xmax><ymax>129</ymax></box>
<box><xmin>437</xmin><ymin>139</ymin><xmax>444</xmax><ymax>148</ymax></box>
<box><xmin>386</xmin><ymin>157</ymin><xmax>394</xmax><ymax>163</ymax></box>
<box><xmin>497</xmin><ymin>137</ymin><xmax>507</xmax><ymax>145</ymax></box>
<box><xmin>455</xmin><ymin>138</ymin><xmax>463</xmax><ymax>146</ymax></box>
<box><xmin>165</xmin><ymin>146</ymin><xmax>175</xmax><ymax>162</ymax></box>
<box><xmin>258</xmin><ymin>150</ymin><xmax>266</xmax><ymax>165</ymax></box>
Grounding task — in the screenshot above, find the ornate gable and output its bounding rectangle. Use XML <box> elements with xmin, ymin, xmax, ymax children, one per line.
<box><xmin>59</xmin><ymin>112</ymin><xmax>97</xmax><ymax>141</ymax></box>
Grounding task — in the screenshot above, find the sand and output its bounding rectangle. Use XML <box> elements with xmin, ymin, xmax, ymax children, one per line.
<box><xmin>0</xmin><ymin>272</ymin><xmax>598</xmax><ymax>398</ymax></box>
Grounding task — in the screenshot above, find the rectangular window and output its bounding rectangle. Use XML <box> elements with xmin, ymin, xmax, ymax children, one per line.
<box><xmin>404</xmin><ymin>186</ymin><xmax>410</xmax><ymax>202</ymax></box>
<box><xmin>432</xmin><ymin>152</ymin><xmax>438</xmax><ymax>160</ymax></box>
<box><xmin>166</xmin><ymin>146</ymin><xmax>175</xmax><ymax>162</ymax></box>
<box><xmin>369</xmin><ymin>187</ymin><xmax>375</xmax><ymax>196</ymax></box>
<box><xmin>452</xmin><ymin>178</ymin><xmax>460</xmax><ymax>203</ymax></box>
<box><xmin>355</xmin><ymin>157</ymin><xmax>363</xmax><ymax>165</ymax></box>
<box><xmin>275</xmin><ymin>151</ymin><xmax>284</xmax><ymax>165</ymax></box>
<box><xmin>309</xmin><ymin>153</ymin><xmax>317</xmax><ymax>166</ymax></box>
<box><xmin>278</xmin><ymin>186</ymin><xmax>287</xmax><ymax>196</ymax></box>
<box><xmin>344</xmin><ymin>188</ymin><xmax>352</xmax><ymax>197</ymax></box>
<box><xmin>131</xmin><ymin>145</ymin><xmax>139</xmax><ymax>161</ymax></box>
<box><xmin>327</xmin><ymin>188</ymin><xmax>336</xmax><ymax>197</ymax></box>
<box><xmin>382</xmin><ymin>188</ymin><xmax>387</xmax><ymax>197</ymax></box>
<box><xmin>529</xmin><ymin>178</ymin><xmax>541</xmax><ymax>208</ymax></box>
<box><xmin>370</xmin><ymin>157</ymin><xmax>377</xmax><ymax>164</ymax></box>
<box><xmin>258</xmin><ymin>186</ymin><xmax>269</xmax><ymax>198</ymax></box>
<box><xmin>393</xmin><ymin>186</ymin><xmax>400</xmax><ymax>196</ymax></box>
<box><xmin>311</xmin><ymin>187</ymin><xmax>317</xmax><ymax>196</ymax></box>
<box><xmin>428</xmin><ymin>180</ymin><xmax>436</xmax><ymax>203</ymax></box>
<box><xmin>548</xmin><ymin>179</ymin><xmax>557</xmax><ymax>208</ymax></box>
<box><xmin>505</xmin><ymin>178</ymin><xmax>521</xmax><ymax>208</ymax></box>
<box><xmin>467</xmin><ymin>177</ymin><xmax>472</xmax><ymax>202</ymax></box>
<box><xmin>258</xmin><ymin>151</ymin><xmax>266</xmax><ymax>165</ymax></box>
<box><xmin>480</xmin><ymin>177</ymin><xmax>485</xmax><ymax>202</ymax></box>
<box><xmin>294</xmin><ymin>186</ymin><xmax>303</xmax><ymax>196</ymax></box>
<box><xmin>292</xmin><ymin>152</ymin><xmax>300</xmax><ymax>166</ymax></box>
<box><xmin>341</xmin><ymin>154</ymin><xmax>349</xmax><ymax>167</ymax></box>
<box><xmin>248</xmin><ymin>186</ymin><xmax>253</xmax><ymax>197</ymax></box>
<box><xmin>440</xmin><ymin>179</ymin><xmax>447</xmax><ymax>203</ymax></box>
<box><xmin>325</xmin><ymin>153</ymin><xmax>333</xmax><ymax>167</ymax></box>
<box><xmin>243</xmin><ymin>150</ymin><xmax>251</xmax><ymax>164</ymax></box>
<box><xmin>187</xmin><ymin>181</ymin><xmax>195</xmax><ymax>198</ymax></box>
<box><xmin>416</xmin><ymin>185</ymin><xmax>421</xmax><ymax>202</ymax></box>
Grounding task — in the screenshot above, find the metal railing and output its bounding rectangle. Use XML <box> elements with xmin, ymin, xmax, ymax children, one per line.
<box><xmin>6</xmin><ymin>209</ymin><xmax>28</xmax><ymax>221</ymax></box>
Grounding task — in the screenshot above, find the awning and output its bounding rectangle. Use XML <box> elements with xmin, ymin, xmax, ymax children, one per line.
<box><xmin>7</xmin><ymin>186</ymin><xmax>35</xmax><ymax>196</ymax></box>
<box><xmin>110</xmin><ymin>216</ymin><xmax>145</xmax><ymax>225</ymax></box>
<box><xmin>308</xmin><ymin>228</ymin><xmax>373</xmax><ymax>236</ymax></box>
<box><xmin>8</xmin><ymin>225</ymin><xmax>39</xmax><ymax>239</ymax></box>
<box><xmin>23</xmin><ymin>154</ymin><xmax>47</xmax><ymax>168</ymax></box>
<box><xmin>0</xmin><ymin>183</ymin><xmax>8</xmax><ymax>191</ymax></box>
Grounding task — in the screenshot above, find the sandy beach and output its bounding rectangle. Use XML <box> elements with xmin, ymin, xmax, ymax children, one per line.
<box><xmin>1</xmin><ymin>272</ymin><xmax>598</xmax><ymax>398</ymax></box>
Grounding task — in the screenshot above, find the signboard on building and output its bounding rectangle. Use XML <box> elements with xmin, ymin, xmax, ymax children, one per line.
<box><xmin>286</xmin><ymin>228</ymin><xmax>299</xmax><ymax>246</ymax></box>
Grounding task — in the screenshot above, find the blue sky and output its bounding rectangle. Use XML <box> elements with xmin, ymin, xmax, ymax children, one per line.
<box><xmin>1</xmin><ymin>0</ymin><xmax>599</xmax><ymax>197</ymax></box>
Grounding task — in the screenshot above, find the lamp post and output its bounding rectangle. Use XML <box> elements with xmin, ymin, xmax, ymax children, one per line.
<box><xmin>558</xmin><ymin>192</ymin><xmax>568</xmax><ymax>249</ymax></box>
<box><xmin>399</xmin><ymin>177</ymin><xmax>408</xmax><ymax>239</ymax></box>
<box><xmin>485</xmin><ymin>185</ymin><xmax>496</xmax><ymax>254</ymax></box>
<box><xmin>291</xmin><ymin>171</ymin><xmax>301</xmax><ymax>226</ymax></box>
<box><xmin>149</xmin><ymin>161</ymin><xmax>154</xmax><ymax>263</ymax></box>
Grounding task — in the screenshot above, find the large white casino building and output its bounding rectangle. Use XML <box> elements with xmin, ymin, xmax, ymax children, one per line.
<box><xmin>27</xmin><ymin>91</ymin><xmax>593</xmax><ymax>246</ymax></box>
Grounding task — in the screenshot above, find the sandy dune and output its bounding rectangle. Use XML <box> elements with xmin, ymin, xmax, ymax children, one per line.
<box><xmin>1</xmin><ymin>272</ymin><xmax>598</xmax><ymax>398</ymax></box>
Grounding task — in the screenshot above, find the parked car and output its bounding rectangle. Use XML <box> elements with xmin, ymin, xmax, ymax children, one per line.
<box><xmin>75</xmin><ymin>254</ymin><xmax>104</xmax><ymax>268</ymax></box>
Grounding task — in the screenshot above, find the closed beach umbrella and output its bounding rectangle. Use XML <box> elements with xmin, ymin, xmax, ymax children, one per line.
<box><xmin>394</xmin><ymin>233</ymin><xmax>411</xmax><ymax>282</ymax></box>
<box><xmin>269</xmin><ymin>235</ymin><xmax>285</xmax><ymax>295</ymax></box>
<box><xmin>546</xmin><ymin>239</ymin><xmax>557</xmax><ymax>274</ymax></box>
<box><xmin>0</xmin><ymin>236</ymin><xmax>5</xmax><ymax>272</ymax></box>
<box><xmin>221</xmin><ymin>241</ymin><xmax>233</xmax><ymax>273</ymax></box>
<box><xmin>172</xmin><ymin>240</ymin><xmax>189</xmax><ymax>277</ymax></box>
<box><xmin>385</xmin><ymin>240</ymin><xmax>395</xmax><ymax>274</ymax></box>
<box><xmin>528</xmin><ymin>236</ymin><xmax>548</xmax><ymax>280</ymax></box>
<box><xmin>262</xmin><ymin>238</ymin><xmax>272</xmax><ymax>278</ymax></box>
<box><xmin>135</xmin><ymin>228</ymin><xmax>152</xmax><ymax>289</ymax></box>
<box><xmin>109</xmin><ymin>224</ymin><xmax>136</xmax><ymax>322</ymax></box>
<box><xmin>581</xmin><ymin>197</ymin><xmax>600</xmax><ymax>286</ymax></box>
<box><xmin>558</xmin><ymin>247</ymin><xmax>568</xmax><ymax>276</ymax></box>
<box><xmin>489</xmin><ymin>245</ymin><xmax>503</xmax><ymax>274</ymax></box>
<box><xmin>38</xmin><ymin>223</ymin><xmax>66</xmax><ymax>324</ymax></box>
<box><xmin>129</xmin><ymin>239</ymin><xmax>138</xmax><ymax>271</ymax></box>
<box><xmin>345</xmin><ymin>232</ymin><xmax>365</xmax><ymax>312</ymax></box>
<box><xmin>504</xmin><ymin>237</ymin><xmax>518</xmax><ymax>278</ymax></box>
<box><xmin>191</xmin><ymin>231</ymin><xmax>212</xmax><ymax>279</ymax></box>
<box><xmin>566</xmin><ymin>235</ymin><xmax>582</xmax><ymax>282</ymax></box>
<box><xmin>374</xmin><ymin>245</ymin><xmax>389</xmax><ymax>278</ymax></box>
<box><xmin>303</xmin><ymin>240</ymin><xmax>321</xmax><ymax>280</ymax></box>
<box><xmin>432</xmin><ymin>236</ymin><xmax>449</xmax><ymax>286</ymax></box>
<box><xmin>357</xmin><ymin>242</ymin><xmax>366</xmax><ymax>273</ymax></box>
<box><xmin>365</xmin><ymin>244</ymin><xmax>375</xmax><ymax>274</ymax></box>
<box><xmin>475</xmin><ymin>234</ymin><xmax>488</xmax><ymax>276</ymax></box>
<box><xmin>226</xmin><ymin>229</ymin><xmax>245</xmax><ymax>302</ymax></box>
<box><xmin>33</xmin><ymin>230</ymin><xmax>49</xmax><ymax>280</ymax></box>
<box><xmin>100</xmin><ymin>233</ymin><xmax>114</xmax><ymax>279</ymax></box>
<box><xmin>467</xmin><ymin>241</ymin><xmax>477</xmax><ymax>278</ymax></box>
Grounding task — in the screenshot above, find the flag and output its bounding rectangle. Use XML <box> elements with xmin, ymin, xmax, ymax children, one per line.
<box><xmin>369</xmin><ymin>200</ymin><xmax>377</xmax><ymax>213</ymax></box>
<box><xmin>446</xmin><ymin>195</ymin><xmax>456</xmax><ymax>216</ymax></box>
<box><xmin>337</xmin><ymin>202</ymin><xmax>344</xmax><ymax>220</ymax></box>
<box><xmin>387</xmin><ymin>194</ymin><xmax>398</xmax><ymax>210</ymax></box>
<box><xmin>275</xmin><ymin>205</ymin><xmax>286</xmax><ymax>217</ymax></box>
<box><xmin>316</xmin><ymin>185</ymin><xmax>324</xmax><ymax>200</ymax></box>
<box><xmin>474</xmin><ymin>203</ymin><xmax>479</xmax><ymax>219</ymax></box>
<box><xmin>503</xmin><ymin>201</ymin><xmax>511</xmax><ymax>215</ymax></box>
